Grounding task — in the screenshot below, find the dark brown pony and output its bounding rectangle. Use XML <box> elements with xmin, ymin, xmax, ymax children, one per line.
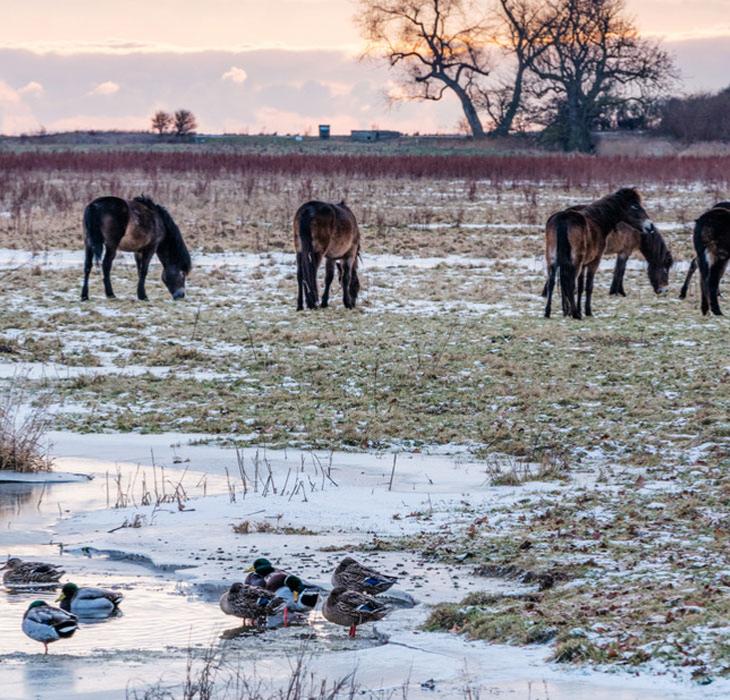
<box><xmin>81</xmin><ymin>196</ymin><xmax>191</xmax><ymax>301</ymax></box>
<box><xmin>606</xmin><ymin>223</ymin><xmax>673</xmax><ymax>296</ymax></box>
<box><xmin>541</xmin><ymin>222</ymin><xmax>673</xmax><ymax>297</ymax></box>
<box><xmin>544</xmin><ymin>188</ymin><xmax>655</xmax><ymax>319</ymax></box>
<box><xmin>679</xmin><ymin>201</ymin><xmax>730</xmax><ymax>300</ymax></box>
<box><xmin>293</xmin><ymin>200</ymin><xmax>360</xmax><ymax>310</ymax></box>
<box><xmin>693</xmin><ymin>202</ymin><xmax>730</xmax><ymax>315</ymax></box>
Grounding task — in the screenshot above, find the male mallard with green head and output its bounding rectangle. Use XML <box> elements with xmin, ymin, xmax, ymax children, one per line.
<box><xmin>22</xmin><ymin>600</ymin><xmax>78</xmax><ymax>654</ymax></box>
<box><xmin>244</xmin><ymin>558</ymin><xmax>283</xmax><ymax>588</ymax></box>
<box><xmin>2</xmin><ymin>557</ymin><xmax>64</xmax><ymax>588</ymax></box>
<box><xmin>220</xmin><ymin>582</ymin><xmax>285</xmax><ymax>626</ymax></box>
<box><xmin>56</xmin><ymin>582</ymin><xmax>123</xmax><ymax>617</ymax></box>
<box><xmin>331</xmin><ymin>556</ymin><xmax>397</xmax><ymax>595</ymax></box>
<box><xmin>322</xmin><ymin>586</ymin><xmax>389</xmax><ymax>638</ymax></box>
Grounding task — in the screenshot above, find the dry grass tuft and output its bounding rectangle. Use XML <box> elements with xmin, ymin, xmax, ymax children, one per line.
<box><xmin>0</xmin><ymin>381</ymin><xmax>52</xmax><ymax>473</ymax></box>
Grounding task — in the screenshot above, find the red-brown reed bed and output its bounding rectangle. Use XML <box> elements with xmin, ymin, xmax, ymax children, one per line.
<box><xmin>1</xmin><ymin>151</ymin><xmax>730</xmax><ymax>187</ymax></box>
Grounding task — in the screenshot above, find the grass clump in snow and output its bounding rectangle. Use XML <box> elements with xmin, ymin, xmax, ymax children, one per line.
<box><xmin>0</xmin><ymin>381</ymin><xmax>51</xmax><ymax>472</ymax></box>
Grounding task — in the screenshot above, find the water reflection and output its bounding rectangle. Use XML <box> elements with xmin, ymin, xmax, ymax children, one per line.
<box><xmin>0</xmin><ymin>483</ymin><xmax>39</xmax><ymax>520</ymax></box>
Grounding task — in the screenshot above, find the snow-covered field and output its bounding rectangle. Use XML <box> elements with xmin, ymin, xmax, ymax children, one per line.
<box><xmin>0</xmin><ymin>176</ymin><xmax>728</xmax><ymax>698</ymax></box>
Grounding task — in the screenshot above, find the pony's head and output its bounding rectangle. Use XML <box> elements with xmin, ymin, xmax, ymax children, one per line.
<box><xmin>639</xmin><ymin>229</ymin><xmax>673</xmax><ymax>295</ymax></box>
<box><xmin>614</xmin><ymin>188</ymin><xmax>655</xmax><ymax>235</ymax></box>
<box><xmin>160</xmin><ymin>259</ymin><xmax>188</xmax><ymax>300</ymax></box>
<box><xmin>154</xmin><ymin>203</ymin><xmax>191</xmax><ymax>300</ymax></box>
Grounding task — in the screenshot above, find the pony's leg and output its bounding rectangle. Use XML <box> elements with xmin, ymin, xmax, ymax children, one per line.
<box><xmin>340</xmin><ymin>254</ymin><xmax>358</xmax><ymax>309</ymax></box>
<box><xmin>679</xmin><ymin>258</ymin><xmax>697</xmax><ymax>299</ymax></box>
<box><xmin>296</xmin><ymin>252</ymin><xmax>304</xmax><ymax>311</ymax></box>
<box><xmin>349</xmin><ymin>268</ymin><xmax>360</xmax><ymax>308</ymax></box>
<box><xmin>135</xmin><ymin>249</ymin><xmax>154</xmax><ymax>301</ymax></box>
<box><xmin>321</xmin><ymin>258</ymin><xmax>335</xmax><ymax>308</ymax></box>
<box><xmin>708</xmin><ymin>260</ymin><xmax>727</xmax><ymax>315</ymax></box>
<box><xmin>544</xmin><ymin>265</ymin><xmax>557</xmax><ymax>318</ymax></box>
<box><xmin>102</xmin><ymin>247</ymin><xmax>117</xmax><ymax>298</ymax></box>
<box><xmin>610</xmin><ymin>256</ymin><xmax>627</xmax><ymax>296</ymax></box>
<box><xmin>81</xmin><ymin>245</ymin><xmax>93</xmax><ymax>301</ymax></box>
<box><xmin>585</xmin><ymin>261</ymin><xmax>600</xmax><ymax>317</ymax></box>
<box><xmin>574</xmin><ymin>268</ymin><xmax>585</xmax><ymax>320</ymax></box>
<box><xmin>541</xmin><ymin>279</ymin><xmax>548</xmax><ymax>298</ymax></box>
<box><xmin>701</xmin><ymin>280</ymin><xmax>710</xmax><ymax>315</ymax></box>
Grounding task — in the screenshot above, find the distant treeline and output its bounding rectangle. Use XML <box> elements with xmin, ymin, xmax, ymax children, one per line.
<box><xmin>659</xmin><ymin>87</ymin><xmax>730</xmax><ymax>142</ymax></box>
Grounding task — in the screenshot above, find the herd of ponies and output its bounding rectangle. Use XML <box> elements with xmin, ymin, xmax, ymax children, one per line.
<box><xmin>80</xmin><ymin>189</ymin><xmax>730</xmax><ymax>317</ymax></box>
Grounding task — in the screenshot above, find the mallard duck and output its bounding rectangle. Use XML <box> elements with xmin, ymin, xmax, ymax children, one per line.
<box><xmin>281</xmin><ymin>575</ymin><xmax>320</xmax><ymax>611</ymax></box>
<box><xmin>56</xmin><ymin>582</ymin><xmax>123</xmax><ymax>617</ymax></box>
<box><xmin>219</xmin><ymin>582</ymin><xmax>285</xmax><ymax>626</ymax></box>
<box><xmin>264</xmin><ymin>570</ymin><xmax>319</xmax><ymax>601</ymax></box>
<box><xmin>22</xmin><ymin>600</ymin><xmax>78</xmax><ymax>654</ymax></box>
<box><xmin>2</xmin><ymin>557</ymin><xmax>64</xmax><ymax>588</ymax></box>
<box><xmin>322</xmin><ymin>586</ymin><xmax>389</xmax><ymax>638</ymax></box>
<box><xmin>243</xmin><ymin>558</ymin><xmax>283</xmax><ymax>588</ymax></box>
<box><xmin>267</xmin><ymin>575</ymin><xmax>320</xmax><ymax>627</ymax></box>
<box><xmin>331</xmin><ymin>557</ymin><xmax>397</xmax><ymax>595</ymax></box>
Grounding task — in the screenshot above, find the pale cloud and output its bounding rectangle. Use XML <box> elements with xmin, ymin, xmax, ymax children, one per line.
<box><xmin>0</xmin><ymin>80</ymin><xmax>40</xmax><ymax>133</ymax></box>
<box><xmin>89</xmin><ymin>80</ymin><xmax>120</xmax><ymax>96</ymax></box>
<box><xmin>221</xmin><ymin>66</ymin><xmax>248</xmax><ymax>84</ymax></box>
<box><xmin>18</xmin><ymin>80</ymin><xmax>44</xmax><ymax>97</ymax></box>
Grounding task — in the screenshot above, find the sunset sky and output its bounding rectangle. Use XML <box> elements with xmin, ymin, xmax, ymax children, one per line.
<box><xmin>2</xmin><ymin>0</ymin><xmax>730</xmax><ymax>134</ymax></box>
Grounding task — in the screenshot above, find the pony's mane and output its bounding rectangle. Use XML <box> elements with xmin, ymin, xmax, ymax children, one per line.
<box><xmin>582</xmin><ymin>188</ymin><xmax>641</xmax><ymax>233</ymax></box>
<box><xmin>137</xmin><ymin>196</ymin><xmax>191</xmax><ymax>272</ymax></box>
<box><xmin>639</xmin><ymin>229</ymin><xmax>673</xmax><ymax>267</ymax></box>
<box><xmin>133</xmin><ymin>195</ymin><xmax>157</xmax><ymax>209</ymax></box>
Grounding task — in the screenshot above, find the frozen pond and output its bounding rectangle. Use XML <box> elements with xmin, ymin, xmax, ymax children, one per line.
<box><xmin>1</xmin><ymin>434</ymin><xmax>726</xmax><ymax>699</ymax></box>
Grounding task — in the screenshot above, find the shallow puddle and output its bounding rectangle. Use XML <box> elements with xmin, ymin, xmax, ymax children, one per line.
<box><xmin>0</xmin><ymin>570</ymin><xmax>387</xmax><ymax>659</ymax></box>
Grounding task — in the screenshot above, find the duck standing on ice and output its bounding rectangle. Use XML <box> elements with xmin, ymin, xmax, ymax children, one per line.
<box><xmin>331</xmin><ymin>557</ymin><xmax>398</xmax><ymax>595</ymax></box>
<box><xmin>322</xmin><ymin>587</ymin><xmax>389</xmax><ymax>638</ymax></box>
<box><xmin>22</xmin><ymin>601</ymin><xmax>78</xmax><ymax>654</ymax></box>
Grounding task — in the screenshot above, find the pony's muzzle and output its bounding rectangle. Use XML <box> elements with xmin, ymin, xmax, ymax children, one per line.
<box><xmin>172</xmin><ymin>289</ymin><xmax>185</xmax><ymax>300</ymax></box>
<box><xmin>643</xmin><ymin>220</ymin><xmax>656</xmax><ymax>234</ymax></box>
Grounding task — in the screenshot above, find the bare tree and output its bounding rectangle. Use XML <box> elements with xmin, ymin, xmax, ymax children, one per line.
<box><xmin>530</xmin><ymin>0</ymin><xmax>675</xmax><ymax>151</ymax></box>
<box><xmin>358</xmin><ymin>0</ymin><xmax>491</xmax><ymax>138</ymax></box>
<box><xmin>481</xmin><ymin>0</ymin><xmax>556</xmax><ymax>135</ymax></box>
<box><xmin>150</xmin><ymin>110</ymin><xmax>172</xmax><ymax>135</ymax></box>
<box><xmin>173</xmin><ymin>109</ymin><xmax>198</xmax><ymax>138</ymax></box>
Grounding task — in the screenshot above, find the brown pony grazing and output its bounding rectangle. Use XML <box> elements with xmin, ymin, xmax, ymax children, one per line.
<box><xmin>541</xmin><ymin>222</ymin><xmax>673</xmax><ymax>298</ymax></box>
<box><xmin>679</xmin><ymin>201</ymin><xmax>730</xmax><ymax>300</ymax></box>
<box><xmin>544</xmin><ymin>188</ymin><xmax>655</xmax><ymax>319</ymax></box>
<box><xmin>293</xmin><ymin>200</ymin><xmax>360</xmax><ymax>311</ymax></box>
<box><xmin>81</xmin><ymin>196</ymin><xmax>191</xmax><ymax>301</ymax></box>
<box><xmin>693</xmin><ymin>202</ymin><xmax>730</xmax><ymax>315</ymax></box>
<box><xmin>606</xmin><ymin>223</ymin><xmax>673</xmax><ymax>296</ymax></box>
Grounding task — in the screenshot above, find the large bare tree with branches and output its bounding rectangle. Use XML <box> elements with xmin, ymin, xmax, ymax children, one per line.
<box><xmin>480</xmin><ymin>0</ymin><xmax>555</xmax><ymax>135</ymax></box>
<box><xmin>530</xmin><ymin>0</ymin><xmax>675</xmax><ymax>151</ymax></box>
<box><xmin>358</xmin><ymin>0</ymin><xmax>492</xmax><ymax>138</ymax></box>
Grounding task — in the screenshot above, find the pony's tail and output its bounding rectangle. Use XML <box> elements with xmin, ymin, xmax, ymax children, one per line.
<box><xmin>83</xmin><ymin>203</ymin><xmax>104</xmax><ymax>267</ymax></box>
<box><xmin>298</xmin><ymin>206</ymin><xmax>319</xmax><ymax>309</ymax></box>
<box><xmin>556</xmin><ymin>215</ymin><xmax>577</xmax><ymax>318</ymax></box>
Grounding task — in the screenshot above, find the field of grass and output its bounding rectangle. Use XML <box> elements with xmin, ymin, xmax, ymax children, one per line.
<box><xmin>0</xmin><ymin>150</ymin><xmax>727</xmax><ymax>681</ymax></box>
